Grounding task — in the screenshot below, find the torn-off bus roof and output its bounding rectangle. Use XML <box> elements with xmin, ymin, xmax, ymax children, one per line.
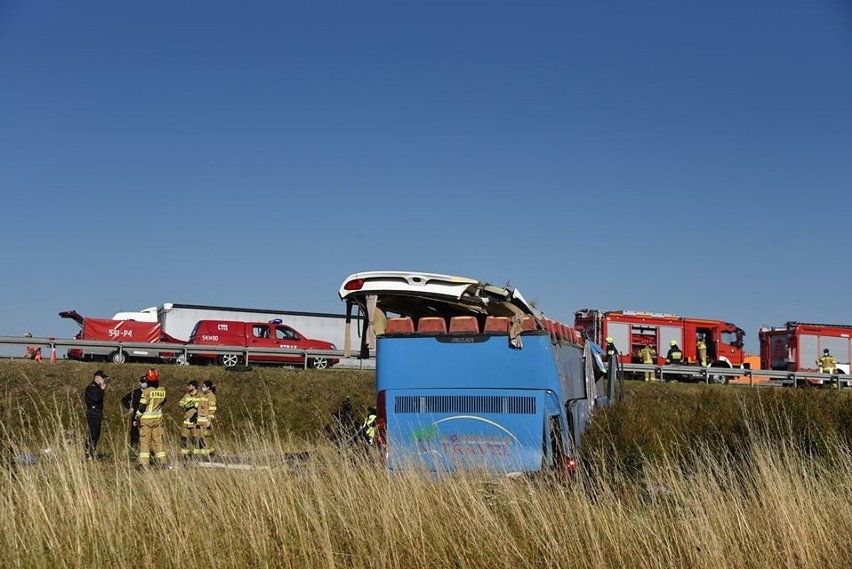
<box><xmin>339</xmin><ymin>271</ymin><xmax>541</xmax><ymax>320</ymax></box>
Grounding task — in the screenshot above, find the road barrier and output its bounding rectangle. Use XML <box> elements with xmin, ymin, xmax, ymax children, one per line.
<box><xmin>0</xmin><ymin>335</ymin><xmax>375</xmax><ymax>370</ymax></box>
<box><xmin>3</xmin><ymin>335</ymin><xmax>845</xmax><ymax>385</ymax></box>
<box><xmin>620</xmin><ymin>362</ymin><xmax>849</xmax><ymax>389</ymax></box>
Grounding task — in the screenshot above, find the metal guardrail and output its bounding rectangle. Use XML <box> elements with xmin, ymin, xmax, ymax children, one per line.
<box><xmin>0</xmin><ymin>335</ymin><xmax>376</xmax><ymax>370</ymax></box>
<box><xmin>621</xmin><ymin>362</ymin><xmax>850</xmax><ymax>388</ymax></box>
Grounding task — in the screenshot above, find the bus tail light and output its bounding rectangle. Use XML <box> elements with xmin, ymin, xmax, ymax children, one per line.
<box><xmin>344</xmin><ymin>279</ymin><xmax>365</xmax><ymax>291</ymax></box>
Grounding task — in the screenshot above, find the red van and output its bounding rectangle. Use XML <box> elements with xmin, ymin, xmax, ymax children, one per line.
<box><xmin>188</xmin><ymin>319</ymin><xmax>338</xmax><ymax>369</ymax></box>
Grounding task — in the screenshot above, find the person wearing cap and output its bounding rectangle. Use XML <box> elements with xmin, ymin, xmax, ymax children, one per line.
<box><xmin>84</xmin><ymin>370</ymin><xmax>108</xmax><ymax>459</ymax></box>
<box><xmin>121</xmin><ymin>376</ymin><xmax>148</xmax><ymax>460</ymax></box>
<box><xmin>179</xmin><ymin>380</ymin><xmax>201</xmax><ymax>459</ymax></box>
<box><xmin>666</xmin><ymin>340</ymin><xmax>684</xmax><ymax>366</ymax></box>
<box><xmin>817</xmin><ymin>349</ymin><xmax>838</xmax><ymax>375</ymax></box>
<box><xmin>196</xmin><ymin>380</ymin><xmax>217</xmax><ymax>457</ymax></box>
<box><xmin>136</xmin><ymin>369</ymin><xmax>167</xmax><ymax>468</ymax></box>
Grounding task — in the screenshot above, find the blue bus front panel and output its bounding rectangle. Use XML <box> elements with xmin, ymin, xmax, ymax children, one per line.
<box><xmin>385</xmin><ymin>388</ymin><xmax>547</xmax><ymax>473</ymax></box>
<box><xmin>377</xmin><ymin>334</ymin><xmax>568</xmax><ymax>473</ymax></box>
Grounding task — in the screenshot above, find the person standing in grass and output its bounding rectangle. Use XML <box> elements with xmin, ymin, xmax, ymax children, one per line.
<box><xmin>84</xmin><ymin>370</ymin><xmax>107</xmax><ymax>459</ymax></box>
<box><xmin>178</xmin><ymin>381</ymin><xmax>201</xmax><ymax>460</ymax></box>
<box><xmin>197</xmin><ymin>380</ymin><xmax>217</xmax><ymax>457</ymax></box>
<box><xmin>136</xmin><ymin>369</ymin><xmax>167</xmax><ymax>469</ymax></box>
<box><xmin>121</xmin><ymin>376</ymin><xmax>147</xmax><ymax>460</ymax></box>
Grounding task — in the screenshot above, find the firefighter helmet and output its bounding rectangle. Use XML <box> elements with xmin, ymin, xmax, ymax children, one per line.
<box><xmin>146</xmin><ymin>368</ymin><xmax>159</xmax><ymax>382</ymax></box>
<box><xmin>824</xmin><ymin>349</ymin><xmax>830</xmax><ymax>354</ymax></box>
<box><xmin>670</xmin><ymin>340</ymin><xmax>677</xmax><ymax>346</ymax></box>
<box><xmin>605</xmin><ymin>337</ymin><xmax>613</xmax><ymax>344</ymax></box>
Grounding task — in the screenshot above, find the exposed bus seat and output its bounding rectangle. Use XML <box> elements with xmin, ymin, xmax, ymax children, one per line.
<box><xmin>484</xmin><ymin>316</ymin><xmax>510</xmax><ymax>335</ymax></box>
<box><xmin>417</xmin><ymin>317</ymin><xmax>448</xmax><ymax>334</ymax></box>
<box><xmin>449</xmin><ymin>316</ymin><xmax>479</xmax><ymax>334</ymax></box>
<box><xmin>385</xmin><ymin>317</ymin><xmax>415</xmax><ymax>335</ymax></box>
<box><xmin>521</xmin><ymin>316</ymin><xmax>537</xmax><ymax>332</ymax></box>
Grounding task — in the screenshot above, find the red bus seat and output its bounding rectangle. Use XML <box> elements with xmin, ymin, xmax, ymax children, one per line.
<box><xmin>449</xmin><ymin>316</ymin><xmax>479</xmax><ymax>334</ymax></box>
<box><xmin>417</xmin><ymin>317</ymin><xmax>448</xmax><ymax>334</ymax></box>
<box><xmin>522</xmin><ymin>316</ymin><xmax>537</xmax><ymax>331</ymax></box>
<box><xmin>385</xmin><ymin>317</ymin><xmax>415</xmax><ymax>335</ymax></box>
<box><xmin>484</xmin><ymin>316</ymin><xmax>510</xmax><ymax>335</ymax></box>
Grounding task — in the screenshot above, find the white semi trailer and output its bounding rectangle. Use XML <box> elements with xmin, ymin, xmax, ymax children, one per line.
<box><xmin>113</xmin><ymin>302</ymin><xmax>364</xmax><ymax>358</ymax></box>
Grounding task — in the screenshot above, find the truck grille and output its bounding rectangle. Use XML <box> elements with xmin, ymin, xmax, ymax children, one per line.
<box><xmin>394</xmin><ymin>395</ymin><xmax>536</xmax><ymax>415</ymax></box>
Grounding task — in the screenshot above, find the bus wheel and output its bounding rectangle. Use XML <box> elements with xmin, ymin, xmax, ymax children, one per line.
<box><xmin>109</xmin><ymin>351</ymin><xmax>127</xmax><ymax>364</ymax></box>
<box><xmin>309</xmin><ymin>357</ymin><xmax>329</xmax><ymax>370</ymax></box>
<box><xmin>220</xmin><ymin>353</ymin><xmax>240</xmax><ymax>367</ymax></box>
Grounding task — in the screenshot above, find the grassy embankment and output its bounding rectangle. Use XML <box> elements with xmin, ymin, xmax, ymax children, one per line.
<box><xmin>3</xmin><ymin>360</ymin><xmax>852</xmax><ymax>568</ymax></box>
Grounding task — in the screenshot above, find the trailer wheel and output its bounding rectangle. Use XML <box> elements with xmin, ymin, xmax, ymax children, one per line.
<box><xmin>309</xmin><ymin>357</ymin><xmax>329</xmax><ymax>370</ymax></box>
<box><xmin>219</xmin><ymin>353</ymin><xmax>240</xmax><ymax>367</ymax></box>
<box><xmin>109</xmin><ymin>351</ymin><xmax>127</xmax><ymax>364</ymax></box>
<box><xmin>175</xmin><ymin>354</ymin><xmax>190</xmax><ymax>366</ymax></box>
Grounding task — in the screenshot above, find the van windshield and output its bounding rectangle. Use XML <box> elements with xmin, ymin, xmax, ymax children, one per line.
<box><xmin>189</xmin><ymin>322</ymin><xmax>201</xmax><ymax>341</ymax></box>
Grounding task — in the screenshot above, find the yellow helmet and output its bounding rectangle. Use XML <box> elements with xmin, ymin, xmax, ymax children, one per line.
<box><xmin>605</xmin><ymin>337</ymin><xmax>613</xmax><ymax>344</ymax></box>
<box><xmin>670</xmin><ymin>340</ymin><xmax>677</xmax><ymax>346</ymax></box>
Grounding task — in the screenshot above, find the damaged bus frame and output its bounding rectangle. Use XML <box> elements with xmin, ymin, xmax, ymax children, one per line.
<box><xmin>339</xmin><ymin>271</ymin><xmax>618</xmax><ymax>475</ymax></box>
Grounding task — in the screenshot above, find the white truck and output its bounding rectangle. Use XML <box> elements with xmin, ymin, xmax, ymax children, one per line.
<box><xmin>113</xmin><ymin>302</ymin><xmax>367</xmax><ymax>364</ymax></box>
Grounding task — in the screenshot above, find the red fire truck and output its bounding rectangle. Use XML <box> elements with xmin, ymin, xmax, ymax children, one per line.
<box><xmin>759</xmin><ymin>322</ymin><xmax>851</xmax><ymax>385</ymax></box>
<box><xmin>574</xmin><ymin>309</ymin><xmax>747</xmax><ymax>383</ymax></box>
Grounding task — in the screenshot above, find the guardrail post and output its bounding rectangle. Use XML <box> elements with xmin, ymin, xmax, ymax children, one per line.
<box><xmin>702</xmin><ymin>368</ymin><xmax>709</xmax><ymax>385</ymax></box>
<box><xmin>244</xmin><ymin>350</ymin><xmax>250</xmax><ymax>367</ymax></box>
<box><xmin>303</xmin><ymin>352</ymin><xmax>308</xmax><ymax>370</ymax></box>
<box><xmin>748</xmin><ymin>370</ymin><xmax>753</xmax><ymax>388</ymax></box>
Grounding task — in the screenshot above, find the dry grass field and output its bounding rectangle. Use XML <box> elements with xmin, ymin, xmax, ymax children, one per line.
<box><xmin>3</xmin><ymin>360</ymin><xmax>852</xmax><ymax>568</ymax></box>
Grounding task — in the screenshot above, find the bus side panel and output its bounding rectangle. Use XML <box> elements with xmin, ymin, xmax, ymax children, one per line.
<box><xmin>553</xmin><ymin>343</ymin><xmax>586</xmax><ymax>402</ymax></box>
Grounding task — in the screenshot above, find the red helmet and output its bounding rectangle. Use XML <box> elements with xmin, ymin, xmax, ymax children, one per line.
<box><xmin>146</xmin><ymin>368</ymin><xmax>159</xmax><ymax>382</ymax></box>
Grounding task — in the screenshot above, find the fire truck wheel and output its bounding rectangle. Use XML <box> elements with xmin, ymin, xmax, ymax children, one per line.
<box><xmin>709</xmin><ymin>374</ymin><xmax>728</xmax><ymax>385</ymax></box>
<box><xmin>219</xmin><ymin>353</ymin><xmax>240</xmax><ymax>367</ymax></box>
<box><xmin>109</xmin><ymin>351</ymin><xmax>127</xmax><ymax>365</ymax></box>
<box><xmin>309</xmin><ymin>357</ymin><xmax>329</xmax><ymax>370</ymax></box>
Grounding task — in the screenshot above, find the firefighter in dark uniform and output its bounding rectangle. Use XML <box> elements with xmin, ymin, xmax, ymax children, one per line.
<box><xmin>666</xmin><ymin>340</ymin><xmax>684</xmax><ymax>365</ymax></box>
<box><xmin>121</xmin><ymin>376</ymin><xmax>147</xmax><ymax>459</ymax></box>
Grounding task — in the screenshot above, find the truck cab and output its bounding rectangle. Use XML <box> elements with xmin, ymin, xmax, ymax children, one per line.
<box><xmin>188</xmin><ymin>319</ymin><xmax>338</xmax><ymax>369</ymax></box>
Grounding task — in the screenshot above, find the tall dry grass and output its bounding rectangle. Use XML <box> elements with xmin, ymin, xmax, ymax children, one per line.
<box><xmin>4</xmin><ymin>396</ymin><xmax>852</xmax><ymax>569</ymax></box>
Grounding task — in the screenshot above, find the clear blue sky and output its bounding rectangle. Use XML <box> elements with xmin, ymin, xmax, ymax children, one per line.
<box><xmin>2</xmin><ymin>0</ymin><xmax>851</xmax><ymax>352</ymax></box>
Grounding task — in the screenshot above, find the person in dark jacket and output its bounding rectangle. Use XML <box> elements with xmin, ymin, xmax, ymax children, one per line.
<box><xmin>121</xmin><ymin>376</ymin><xmax>147</xmax><ymax>459</ymax></box>
<box><xmin>84</xmin><ymin>370</ymin><xmax>107</xmax><ymax>459</ymax></box>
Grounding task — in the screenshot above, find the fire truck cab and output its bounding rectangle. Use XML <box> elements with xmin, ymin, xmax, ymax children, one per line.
<box><xmin>759</xmin><ymin>322</ymin><xmax>851</xmax><ymax>385</ymax></box>
<box><xmin>574</xmin><ymin>309</ymin><xmax>747</xmax><ymax>382</ymax></box>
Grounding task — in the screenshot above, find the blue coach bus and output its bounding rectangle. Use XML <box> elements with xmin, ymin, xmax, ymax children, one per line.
<box><xmin>339</xmin><ymin>271</ymin><xmax>611</xmax><ymax>474</ymax></box>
